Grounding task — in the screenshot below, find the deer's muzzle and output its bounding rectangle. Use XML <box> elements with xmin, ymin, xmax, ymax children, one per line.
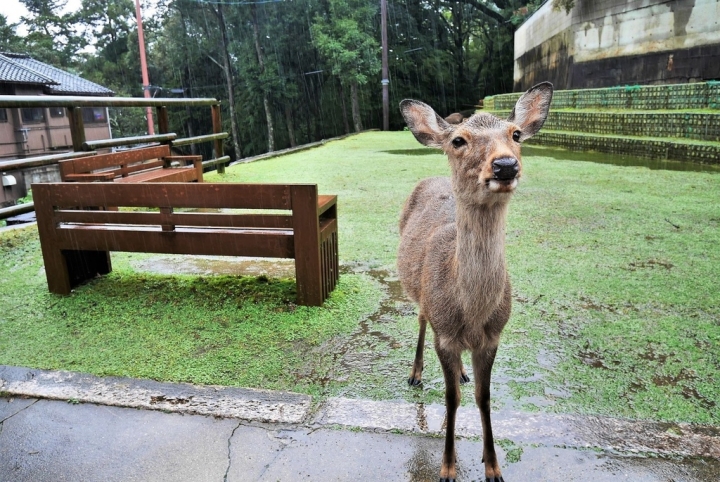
<box><xmin>491</xmin><ymin>157</ymin><xmax>519</xmax><ymax>181</ymax></box>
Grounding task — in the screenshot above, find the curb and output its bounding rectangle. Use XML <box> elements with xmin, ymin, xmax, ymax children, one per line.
<box><xmin>2</xmin><ymin>365</ymin><xmax>719</xmax><ymax>459</ymax></box>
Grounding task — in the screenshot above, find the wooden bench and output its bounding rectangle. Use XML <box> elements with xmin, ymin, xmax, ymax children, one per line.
<box><xmin>58</xmin><ymin>145</ymin><xmax>203</xmax><ymax>183</ymax></box>
<box><xmin>32</xmin><ymin>182</ymin><xmax>339</xmax><ymax>306</ymax></box>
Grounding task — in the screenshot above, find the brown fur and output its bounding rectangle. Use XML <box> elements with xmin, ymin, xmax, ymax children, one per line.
<box><xmin>398</xmin><ymin>82</ymin><xmax>553</xmax><ymax>481</ymax></box>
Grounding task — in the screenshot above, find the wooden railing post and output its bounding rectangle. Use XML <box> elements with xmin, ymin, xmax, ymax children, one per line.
<box><xmin>211</xmin><ymin>104</ymin><xmax>225</xmax><ymax>174</ymax></box>
<box><xmin>66</xmin><ymin>107</ymin><xmax>86</xmax><ymax>151</ymax></box>
<box><xmin>156</xmin><ymin>106</ymin><xmax>170</xmax><ymax>135</ymax></box>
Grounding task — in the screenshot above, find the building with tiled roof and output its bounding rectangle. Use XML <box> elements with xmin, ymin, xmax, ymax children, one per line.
<box><xmin>1</xmin><ymin>53</ymin><xmax>113</xmax><ymax>96</ymax></box>
<box><xmin>0</xmin><ymin>53</ymin><xmax>114</xmax><ymax>206</ymax></box>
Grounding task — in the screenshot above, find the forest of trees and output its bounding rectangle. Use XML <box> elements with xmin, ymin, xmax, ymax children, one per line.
<box><xmin>1</xmin><ymin>0</ymin><xmax>549</xmax><ymax>160</ymax></box>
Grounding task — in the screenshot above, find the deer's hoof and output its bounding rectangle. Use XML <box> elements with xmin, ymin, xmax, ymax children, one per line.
<box><xmin>407</xmin><ymin>377</ymin><xmax>422</xmax><ymax>386</ymax></box>
<box><xmin>439</xmin><ymin>478</ymin><xmax>456</xmax><ymax>482</ymax></box>
<box><xmin>485</xmin><ymin>477</ymin><xmax>504</xmax><ymax>482</ymax></box>
<box><xmin>460</xmin><ymin>373</ymin><xmax>471</xmax><ymax>384</ymax></box>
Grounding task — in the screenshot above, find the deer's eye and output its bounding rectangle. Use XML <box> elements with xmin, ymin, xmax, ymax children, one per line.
<box><xmin>512</xmin><ymin>130</ymin><xmax>521</xmax><ymax>142</ymax></box>
<box><xmin>451</xmin><ymin>137</ymin><xmax>466</xmax><ymax>148</ymax></box>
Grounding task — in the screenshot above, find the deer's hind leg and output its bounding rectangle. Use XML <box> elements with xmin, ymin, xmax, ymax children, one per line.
<box><xmin>408</xmin><ymin>312</ymin><xmax>427</xmax><ymax>386</ymax></box>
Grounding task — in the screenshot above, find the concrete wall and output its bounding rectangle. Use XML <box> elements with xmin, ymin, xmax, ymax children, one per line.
<box><xmin>514</xmin><ymin>0</ymin><xmax>720</xmax><ymax>91</ymax></box>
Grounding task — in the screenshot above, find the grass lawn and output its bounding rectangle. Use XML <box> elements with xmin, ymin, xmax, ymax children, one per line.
<box><xmin>1</xmin><ymin>131</ymin><xmax>718</xmax><ymax>425</ymax></box>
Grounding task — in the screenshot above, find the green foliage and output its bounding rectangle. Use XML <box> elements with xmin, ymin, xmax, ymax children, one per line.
<box><xmin>19</xmin><ymin>0</ymin><xmax>86</xmax><ymax>66</ymax></box>
<box><xmin>8</xmin><ymin>0</ymin><xmax>541</xmax><ymax>156</ymax></box>
<box><xmin>552</xmin><ymin>0</ymin><xmax>576</xmax><ymax>14</ymax></box>
<box><xmin>311</xmin><ymin>0</ymin><xmax>380</xmax><ymax>86</ymax></box>
<box><xmin>0</xmin><ymin>14</ymin><xmax>24</xmax><ymax>52</ymax></box>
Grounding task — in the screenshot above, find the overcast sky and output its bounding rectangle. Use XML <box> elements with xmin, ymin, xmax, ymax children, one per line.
<box><xmin>3</xmin><ymin>0</ymin><xmax>83</xmax><ymax>23</ymax></box>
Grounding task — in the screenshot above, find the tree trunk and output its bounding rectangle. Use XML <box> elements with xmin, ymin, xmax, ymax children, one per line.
<box><xmin>285</xmin><ymin>104</ymin><xmax>296</xmax><ymax>147</ymax></box>
<box><xmin>178</xmin><ymin>12</ymin><xmax>198</xmax><ymax>155</ymax></box>
<box><xmin>252</xmin><ymin>5</ymin><xmax>275</xmax><ymax>152</ymax></box>
<box><xmin>339</xmin><ymin>82</ymin><xmax>350</xmax><ymax>134</ymax></box>
<box><xmin>350</xmin><ymin>80</ymin><xmax>363</xmax><ymax>132</ymax></box>
<box><xmin>214</xmin><ymin>4</ymin><xmax>242</xmax><ymax>159</ymax></box>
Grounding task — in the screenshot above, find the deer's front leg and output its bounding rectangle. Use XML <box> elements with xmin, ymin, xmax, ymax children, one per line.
<box><xmin>436</xmin><ymin>341</ymin><xmax>462</xmax><ymax>482</ymax></box>
<box><xmin>472</xmin><ymin>345</ymin><xmax>504</xmax><ymax>482</ymax></box>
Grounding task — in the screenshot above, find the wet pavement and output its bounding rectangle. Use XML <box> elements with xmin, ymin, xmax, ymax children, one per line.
<box><xmin>2</xmin><ymin>366</ymin><xmax>719</xmax><ymax>481</ymax></box>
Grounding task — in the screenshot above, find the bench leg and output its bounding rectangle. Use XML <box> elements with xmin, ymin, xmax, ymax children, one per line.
<box><xmin>63</xmin><ymin>250</ymin><xmax>112</xmax><ymax>290</ymax></box>
<box><xmin>43</xmin><ymin>249</ymin><xmax>112</xmax><ymax>295</ymax></box>
<box><xmin>291</xmin><ymin>186</ymin><xmax>324</xmax><ymax>307</ymax></box>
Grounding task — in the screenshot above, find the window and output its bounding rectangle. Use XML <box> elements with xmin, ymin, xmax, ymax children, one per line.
<box><xmin>49</xmin><ymin>107</ymin><xmax>65</xmax><ymax>118</ymax></box>
<box><xmin>0</xmin><ymin>109</ymin><xmax>7</xmax><ymax>122</ymax></box>
<box><xmin>82</xmin><ymin>107</ymin><xmax>107</xmax><ymax>124</ymax></box>
<box><xmin>21</xmin><ymin>107</ymin><xmax>45</xmax><ymax>123</ymax></box>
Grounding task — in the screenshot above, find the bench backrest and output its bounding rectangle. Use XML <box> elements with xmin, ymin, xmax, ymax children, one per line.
<box><xmin>32</xmin><ymin>181</ymin><xmax>333</xmax><ymax>257</ymax></box>
<box><xmin>59</xmin><ymin>145</ymin><xmax>172</xmax><ymax>180</ymax></box>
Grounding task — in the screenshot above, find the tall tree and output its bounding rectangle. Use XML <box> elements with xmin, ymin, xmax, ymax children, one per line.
<box><xmin>208</xmin><ymin>3</ymin><xmax>243</xmax><ymax>160</ymax></box>
<box><xmin>0</xmin><ymin>14</ymin><xmax>23</xmax><ymax>52</ymax></box>
<box><xmin>312</xmin><ymin>0</ymin><xmax>381</xmax><ymax>132</ymax></box>
<box><xmin>20</xmin><ymin>0</ymin><xmax>85</xmax><ymax>66</ymax></box>
<box><xmin>251</xmin><ymin>4</ymin><xmax>275</xmax><ymax>152</ymax></box>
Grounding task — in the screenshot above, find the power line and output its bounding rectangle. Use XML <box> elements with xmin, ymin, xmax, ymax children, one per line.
<box><xmin>191</xmin><ymin>0</ymin><xmax>284</xmax><ymax>5</ymax></box>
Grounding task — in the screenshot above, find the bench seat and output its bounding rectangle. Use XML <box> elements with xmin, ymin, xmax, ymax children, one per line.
<box><xmin>59</xmin><ymin>144</ymin><xmax>203</xmax><ymax>183</ymax></box>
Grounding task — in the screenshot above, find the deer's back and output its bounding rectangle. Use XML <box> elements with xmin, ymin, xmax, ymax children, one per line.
<box><xmin>398</xmin><ymin>177</ymin><xmax>456</xmax><ymax>303</ymax></box>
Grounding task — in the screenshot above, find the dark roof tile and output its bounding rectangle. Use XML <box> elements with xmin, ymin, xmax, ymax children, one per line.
<box><xmin>0</xmin><ymin>53</ymin><xmax>57</xmax><ymax>85</ymax></box>
<box><xmin>0</xmin><ymin>53</ymin><xmax>114</xmax><ymax>96</ymax></box>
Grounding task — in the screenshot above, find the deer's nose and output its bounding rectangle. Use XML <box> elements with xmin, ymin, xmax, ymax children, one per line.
<box><xmin>492</xmin><ymin>157</ymin><xmax>519</xmax><ymax>180</ymax></box>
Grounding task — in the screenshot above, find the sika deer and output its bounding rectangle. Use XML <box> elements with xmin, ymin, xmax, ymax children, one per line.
<box><xmin>398</xmin><ymin>82</ymin><xmax>553</xmax><ymax>482</ymax></box>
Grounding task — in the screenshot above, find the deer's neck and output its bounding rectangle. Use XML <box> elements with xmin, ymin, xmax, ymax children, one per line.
<box><xmin>453</xmin><ymin>201</ymin><xmax>509</xmax><ymax>320</ymax></box>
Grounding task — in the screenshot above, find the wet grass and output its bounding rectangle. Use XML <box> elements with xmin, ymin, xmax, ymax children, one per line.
<box><xmin>212</xmin><ymin>132</ymin><xmax>719</xmax><ymax>424</ymax></box>
<box><xmin>1</xmin><ymin>131</ymin><xmax>719</xmax><ymax>425</ymax></box>
<box><xmin>0</xmin><ymin>227</ymin><xmax>382</xmax><ymax>395</ymax></box>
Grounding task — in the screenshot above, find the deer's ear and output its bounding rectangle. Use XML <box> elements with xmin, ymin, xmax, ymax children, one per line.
<box><xmin>400</xmin><ymin>99</ymin><xmax>450</xmax><ymax>148</ymax></box>
<box><xmin>508</xmin><ymin>82</ymin><xmax>553</xmax><ymax>141</ymax></box>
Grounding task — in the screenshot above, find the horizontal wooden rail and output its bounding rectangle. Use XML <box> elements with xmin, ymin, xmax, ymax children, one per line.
<box><xmin>202</xmin><ymin>156</ymin><xmax>231</xmax><ymax>168</ymax></box>
<box><xmin>83</xmin><ymin>133</ymin><xmax>177</xmax><ymax>151</ymax></box>
<box><xmin>0</xmin><ymin>202</ymin><xmax>34</xmax><ymax>221</ymax></box>
<box><xmin>172</xmin><ymin>133</ymin><xmax>229</xmax><ymax>147</ymax></box>
<box><xmin>0</xmin><ymin>95</ymin><xmax>220</xmax><ymax>108</ymax></box>
<box><xmin>34</xmin><ymin>182</ymin><xmax>295</xmax><ymax>210</ymax></box>
<box><xmin>0</xmin><ymin>151</ymin><xmax>97</xmax><ymax>171</ymax></box>
<box><xmin>55</xmin><ymin>210</ymin><xmax>294</xmax><ymax>229</ymax></box>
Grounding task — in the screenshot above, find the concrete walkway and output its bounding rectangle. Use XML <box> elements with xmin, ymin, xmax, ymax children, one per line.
<box><xmin>2</xmin><ymin>366</ymin><xmax>719</xmax><ymax>481</ymax></box>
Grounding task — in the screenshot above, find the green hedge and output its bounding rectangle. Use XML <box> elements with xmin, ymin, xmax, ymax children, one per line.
<box><xmin>527</xmin><ymin>131</ymin><xmax>720</xmax><ymax>164</ymax></box>
<box><xmin>487</xmin><ymin>82</ymin><xmax>720</xmax><ymax>111</ymax></box>
<box><xmin>489</xmin><ymin>110</ymin><xmax>720</xmax><ymax>142</ymax></box>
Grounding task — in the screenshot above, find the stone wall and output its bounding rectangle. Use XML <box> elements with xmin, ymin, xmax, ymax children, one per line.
<box><xmin>514</xmin><ymin>0</ymin><xmax>720</xmax><ymax>91</ymax></box>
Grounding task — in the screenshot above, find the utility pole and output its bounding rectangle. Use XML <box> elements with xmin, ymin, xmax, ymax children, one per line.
<box><xmin>134</xmin><ymin>0</ymin><xmax>155</xmax><ymax>135</ymax></box>
<box><xmin>381</xmin><ymin>0</ymin><xmax>389</xmax><ymax>131</ymax></box>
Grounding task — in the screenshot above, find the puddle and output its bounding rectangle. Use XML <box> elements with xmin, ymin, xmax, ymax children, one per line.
<box><xmin>130</xmin><ymin>255</ymin><xmax>295</xmax><ymax>278</ymax></box>
<box><xmin>293</xmin><ymin>268</ymin><xmax>410</xmax><ymax>387</ymax></box>
<box><xmin>522</xmin><ymin>145</ymin><xmax>720</xmax><ymax>173</ymax></box>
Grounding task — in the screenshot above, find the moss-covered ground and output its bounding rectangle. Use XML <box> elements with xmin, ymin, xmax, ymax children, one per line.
<box><xmin>1</xmin><ymin>131</ymin><xmax>718</xmax><ymax>425</ymax></box>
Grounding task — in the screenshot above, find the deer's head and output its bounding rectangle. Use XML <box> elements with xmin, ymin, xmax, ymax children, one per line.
<box><xmin>400</xmin><ymin>82</ymin><xmax>553</xmax><ymax>205</ymax></box>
